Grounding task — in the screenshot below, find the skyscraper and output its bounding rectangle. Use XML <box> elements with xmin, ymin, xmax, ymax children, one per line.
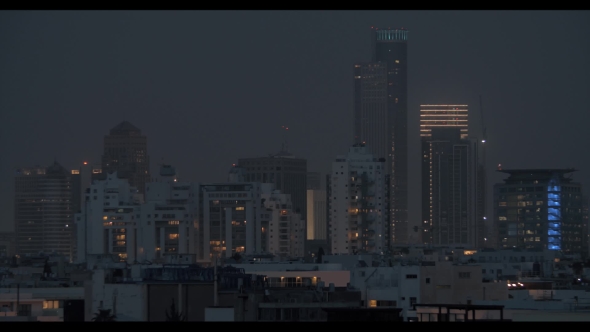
<box><xmin>99</xmin><ymin>121</ymin><xmax>151</xmax><ymax>194</ymax></box>
<box><xmin>419</xmin><ymin>105</ymin><xmax>469</xmax><ymax>139</ymax></box>
<box><xmin>420</xmin><ymin>128</ymin><xmax>482</xmax><ymax>247</ymax></box>
<box><xmin>354</xmin><ymin>27</ymin><xmax>408</xmax><ymax>245</ymax></box>
<box><xmin>15</xmin><ymin>162</ymin><xmax>78</xmax><ymax>257</ymax></box>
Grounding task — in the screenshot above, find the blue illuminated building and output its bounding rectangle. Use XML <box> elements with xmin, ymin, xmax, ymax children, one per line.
<box><xmin>493</xmin><ymin>169</ymin><xmax>587</xmax><ymax>258</ymax></box>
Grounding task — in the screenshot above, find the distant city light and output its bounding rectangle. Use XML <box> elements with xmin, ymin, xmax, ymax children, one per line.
<box><xmin>481</xmin><ymin>140</ymin><xmax>486</xmax><ymax>143</ymax></box>
<box><xmin>83</xmin><ymin>161</ymin><xmax>88</xmax><ymax>165</ymax></box>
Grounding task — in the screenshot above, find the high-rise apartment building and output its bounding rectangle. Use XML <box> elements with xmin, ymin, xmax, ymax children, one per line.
<box><xmin>354</xmin><ymin>27</ymin><xmax>408</xmax><ymax>245</ymax></box>
<box><xmin>493</xmin><ymin>169</ymin><xmax>587</xmax><ymax>258</ymax></box>
<box><xmin>15</xmin><ymin>162</ymin><xmax>78</xmax><ymax>257</ymax></box>
<box><xmin>99</xmin><ymin>121</ymin><xmax>150</xmax><ymax>194</ymax></box>
<box><xmin>421</xmin><ymin>128</ymin><xmax>482</xmax><ymax>247</ymax></box>
<box><xmin>327</xmin><ymin>144</ymin><xmax>389</xmax><ymax>255</ymax></box>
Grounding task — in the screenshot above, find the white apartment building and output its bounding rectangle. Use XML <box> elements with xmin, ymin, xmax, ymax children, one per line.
<box><xmin>75</xmin><ymin>172</ymin><xmax>143</xmax><ymax>264</ymax></box>
<box><xmin>328</xmin><ymin>144</ymin><xmax>389</xmax><ymax>255</ymax></box>
<box><xmin>198</xmin><ymin>182</ymin><xmax>265</xmax><ymax>263</ymax></box>
<box><xmin>198</xmin><ymin>181</ymin><xmax>305</xmax><ymax>263</ymax></box>
<box><xmin>137</xmin><ymin>165</ymin><xmax>198</xmax><ymax>263</ymax></box>
<box><xmin>263</xmin><ymin>188</ymin><xmax>305</xmax><ymax>258</ymax></box>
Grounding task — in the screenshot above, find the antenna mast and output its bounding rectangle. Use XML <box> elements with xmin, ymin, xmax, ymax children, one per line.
<box><xmin>479</xmin><ymin>95</ymin><xmax>488</xmax><ymax>247</ymax></box>
<box><xmin>281</xmin><ymin>125</ymin><xmax>289</xmax><ymax>152</ymax></box>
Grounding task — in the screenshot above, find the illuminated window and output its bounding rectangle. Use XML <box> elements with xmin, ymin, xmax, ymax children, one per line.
<box><xmin>43</xmin><ymin>300</ymin><xmax>59</xmax><ymax>309</ymax></box>
<box><xmin>169</xmin><ymin>233</ymin><xmax>179</xmax><ymax>240</ymax></box>
<box><xmin>236</xmin><ymin>207</ymin><xmax>244</xmax><ymax>211</ymax></box>
<box><xmin>168</xmin><ymin>220</ymin><xmax>179</xmax><ymax>225</ymax></box>
<box><xmin>395</xmin><ymin>60</ymin><xmax>399</xmax><ymax>64</ymax></box>
<box><xmin>103</xmin><ymin>216</ymin><xmax>108</xmax><ymax>220</ymax></box>
<box><xmin>369</xmin><ymin>300</ymin><xmax>377</xmax><ymax>308</ymax></box>
<box><xmin>71</xmin><ymin>170</ymin><xmax>80</xmax><ymax>175</ymax></box>
<box><xmin>115</xmin><ymin>241</ymin><xmax>125</xmax><ymax>246</ymax></box>
<box><xmin>115</xmin><ymin>235</ymin><xmax>125</xmax><ymax>240</ymax></box>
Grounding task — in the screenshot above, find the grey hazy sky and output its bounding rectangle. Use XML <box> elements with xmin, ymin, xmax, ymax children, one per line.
<box><xmin>1</xmin><ymin>10</ymin><xmax>589</xmax><ymax>234</ymax></box>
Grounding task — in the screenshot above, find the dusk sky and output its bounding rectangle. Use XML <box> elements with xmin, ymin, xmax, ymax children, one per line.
<box><xmin>1</xmin><ymin>10</ymin><xmax>589</xmax><ymax>234</ymax></box>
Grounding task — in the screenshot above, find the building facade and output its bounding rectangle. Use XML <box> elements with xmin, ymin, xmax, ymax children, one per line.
<box><xmin>421</xmin><ymin>128</ymin><xmax>482</xmax><ymax>247</ymax></box>
<box><xmin>14</xmin><ymin>162</ymin><xmax>78</xmax><ymax>257</ymax></box>
<box><xmin>328</xmin><ymin>144</ymin><xmax>389</xmax><ymax>255</ymax></box>
<box><xmin>307</xmin><ymin>189</ymin><xmax>327</xmax><ymax>241</ymax></box>
<box><xmin>99</xmin><ymin>121</ymin><xmax>150</xmax><ymax>194</ymax></box>
<box><xmin>493</xmin><ymin>169</ymin><xmax>587</xmax><ymax>257</ymax></box>
<box><xmin>419</xmin><ymin>105</ymin><xmax>469</xmax><ymax>139</ymax></box>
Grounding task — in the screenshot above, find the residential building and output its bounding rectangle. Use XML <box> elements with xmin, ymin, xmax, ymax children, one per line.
<box><xmin>262</xmin><ymin>188</ymin><xmax>305</xmax><ymax>258</ymax></box>
<box><xmin>493</xmin><ymin>169</ymin><xmax>587</xmax><ymax>258</ymax></box>
<box><xmin>419</xmin><ymin>104</ymin><xmax>469</xmax><ymax>139</ymax></box>
<box><xmin>14</xmin><ymin>162</ymin><xmax>78</xmax><ymax>257</ymax></box>
<box><xmin>137</xmin><ymin>165</ymin><xmax>198</xmax><ymax>263</ymax></box>
<box><xmin>75</xmin><ymin>172</ymin><xmax>143</xmax><ymax>264</ymax></box>
<box><xmin>328</xmin><ymin>144</ymin><xmax>389</xmax><ymax>254</ymax></box>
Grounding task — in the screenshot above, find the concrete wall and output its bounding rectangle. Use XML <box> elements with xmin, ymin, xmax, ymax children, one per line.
<box><xmin>205</xmin><ymin>307</ymin><xmax>234</xmax><ymax>321</ymax></box>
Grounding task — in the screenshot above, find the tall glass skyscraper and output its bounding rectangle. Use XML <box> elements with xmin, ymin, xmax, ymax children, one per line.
<box><xmin>354</xmin><ymin>27</ymin><xmax>408</xmax><ymax>244</ymax></box>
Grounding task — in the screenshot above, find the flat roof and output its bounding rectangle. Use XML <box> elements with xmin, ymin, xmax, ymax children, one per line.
<box><xmin>497</xmin><ymin>168</ymin><xmax>577</xmax><ymax>175</ymax></box>
<box><xmin>413</xmin><ymin>304</ymin><xmax>504</xmax><ymax>310</ymax></box>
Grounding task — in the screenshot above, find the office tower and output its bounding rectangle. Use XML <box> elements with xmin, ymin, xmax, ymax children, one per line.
<box><xmin>99</xmin><ymin>121</ymin><xmax>151</xmax><ymax>195</ymax></box>
<box><xmin>75</xmin><ymin>172</ymin><xmax>143</xmax><ymax>264</ymax></box>
<box><xmin>14</xmin><ymin>162</ymin><xmax>77</xmax><ymax>257</ymax></box>
<box><xmin>307</xmin><ymin>189</ymin><xmax>327</xmax><ymax>240</ymax></box>
<box><xmin>354</xmin><ymin>27</ymin><xmax>408</xmax><ymax>245</ymax></box>
<box><xmin>420</xmin><ymin>128</ymin><xmax>481</xmax><ymax>247</ymax></box>
<box><xmin>494</xmin><ymin>169</ymin><xmax>587</xmax><ymax>258</ymax></box>
<box><xmin>307</xmin><ymin>172</ymin><xmax>322</xmax><ymax>190</ymax></box>
<box><xmin>236</xmin><ymin>147</ymin><xmax>307</xmax><ymax>229</ymax></box>
<box><xmin>328</xmin><ymin>144</ymin><xmax>389</xmax><ymax>255</ymax></box>
<box><xmin>419</xmin><ymin>104</ymin><xmax>485</xmax><ymax>247</ymax></box>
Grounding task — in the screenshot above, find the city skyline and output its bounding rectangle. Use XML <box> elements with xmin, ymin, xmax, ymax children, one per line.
<box><xmin>1</xmin><ymin>10</ymin><xmax>589</xmax><ymax>240</ymax></box>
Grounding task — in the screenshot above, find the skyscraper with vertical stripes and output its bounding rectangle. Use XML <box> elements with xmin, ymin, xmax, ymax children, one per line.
<box><xmin>353</xmin><ymin>27</ymin><xmax>408</xmax><ymax>245</ymax></box>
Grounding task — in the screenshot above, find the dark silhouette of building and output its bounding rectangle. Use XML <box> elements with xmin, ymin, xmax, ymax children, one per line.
<box><xmin>354</xmin><ymin>27</ymin><xmax>409</xmax><ymax>245</ymax></box>
<box><xmin>99</xmin><ymin>121</ymin><xmax>150</xmax><ymax>194</ymax></box>
<box><xmin>236</xmin><ymin>146</ymin><xmax>307</xmax><ymax>231</ymax></box>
